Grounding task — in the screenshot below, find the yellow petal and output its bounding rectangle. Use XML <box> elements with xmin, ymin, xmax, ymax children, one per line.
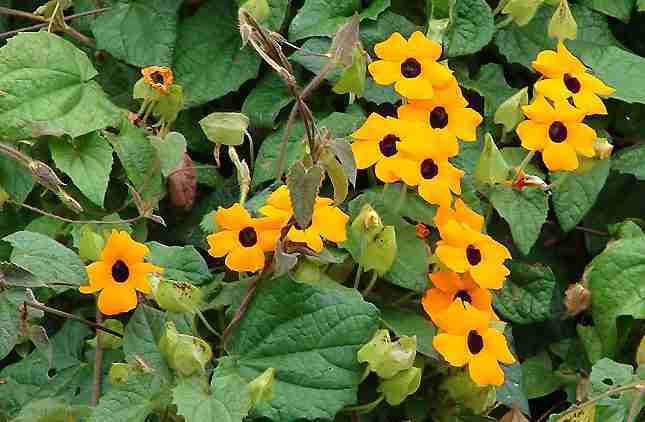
<box><xmin>521</xmin><ymin>95</ymin><xmax>554</xmax><ymax>122</ymax></box>
<box><xmin>374</xmin><ymin>32</ymin><xmax>408</xmax><ymax>61</ymax></box>
<box><xmin>534</xmin><ymin>78</ymin><xmax>570</xmax><ymax>101</ymax></box>
<box><xmin>469</xmin><ymin>262</ymin><xmax>509</xmax><ymax>289</ymax></box>
<box><xmin>375</xmin><ymin>157</ymin><xmax>403</xmax><ymax>183</ymax></box>
<box><xmin>207</xmin><ymin>230</ymin><xmax>239</xmax><ymax>258</ymax></box>
<box><xmin>101</xmin><ymin>230</ymin><xmax>147</xmax><ymax>265</ymax></box>
<box><xmin>447</xmin><ymin>108</ymin><xmax>483</xmax><ymax>142</ymax></box>
<box><xmin>469</xmin><ymin>286</ymin><xmax>495</xmax><ymax>316</ymax></box>
<box><xmin>421</xmin><ymin>60</ymin><xmax>454</xmax><ymax>88</ymax></box>
<box><xmin>429</xmin><ymin>271</ymin><xmax>461</xmax><ymax>293</ymax></box>
<box><xmin>304</xmin><ymin>228</ymin><xmax>324</xmax><ymax>252</ymax></box>
<box><xmin>352</xmin><ymin>140</ymin><xmax>381</xmax><ymax>169</ymax></box>
<box><xmin>433</xmin><ymin>333</ymin><xmax>469</xmax><ymax>367</ymax></box>
<box><xmin>257</xmin><ymin>229</ymin><xmax>281</xmax><ymax>253</ymax></box>
<box><xmin>397</xmin><ymin>103</ymin><xmax>429</xmax><ymax>124</ymax></box>
<box><xmin>215</xmin><ymin>203</ymin><xmax>251</xmax><ymax>231</ymax></box>
<box><xmin>351</xmin><ymin>113</ymin><xmax>388</xmax><ymax>141</ymax></box>
<box><xmin>407</xmin><ymin>31</ymin><xmax>442</xmax><ymax>61</ymax></box>
<box><xmin>436</xmin><ymin>244</ymin><xmax>469</xmax><ymax>273</ymax></box>
<box><xmin>573</xmin><ymin>91</ymin><xmax>607</xmax><ymax>116</ymax></box>
<box><xmin>394</xmin><ymin>77</ymin><xmax>434</xmax><ymax>100</ymax></box>
<box><xmin>542</xmin><ymin>141</ymin><xmax>578</xmax><ymax>171</ymax></box>
<box><xmin>128</xmin><ymin>262</ymin><xmax>159</xmax><ymax>294</ymax></box>
<box><xmin>266</xmin><ymin>185</ymin><xmax>292</xmax><ymax>211</ymax></box>
<box><xmin>482</xmin><ymin>328</ymin><xmax>516</xmax><ymax>364</ymax></box>
<box><xmin>422</xmin><ymin>288</ymin><xmax>453</xmax><ymax>322</ymax></box>
<box><xmin>82</xmin><ymin>261</ymin><xmax>111</xmax><ymax>293</ymax></box>
<box><xmin>454</xmin><ymin>199</ymin><xmax>484</xmax><ymax>232</ymax></box>
<box><xmin>368</xmin><ymin>60</ymin><xmax>402</xmax><ymax>85</ymax></box>
<box><xmin>418</xmin><ymin>177</ymin><xmax>453</xmax><ymax>207</ymax></box>
<box><xmin>436</xmin><ymin>219</ymin><xmax>472</xmax><ymax>248</ymax></box>
<box><xmin>516</xmin><ymin>120</ymin><xmax>548</xmax><ymax>151</ymax></box>
<box><xmin>468</xmin><ymin>352</ymin><xmax>505</xmax><ymax>386</ymax></box>
<box><xmin>557</xmin><ymin>41</ymin><xmax>586</xmax><ymax>74</ymax></box>
<box><xmin>313</xmin><ymin>205</ymin><xmax>349</xmax><ymax>243</ymax></box>
<box><xmin>225</xmin><ymin>245</ymin><xmax>265</xmax><ymax>272</ymax></box>
<box><xmin>566</xmin><ymin>122</ymin><xmax>597</xmax><ymax>157</ymax></box>
<box><xmin>578</xmin><ymin>73</ymin><xmax>614</xmax><ymax>96</ymax></box>
<box><xmin>98</xmin><ymin>284</ymin><xmax>138</xmax><ymax>316</ymax></box>
<box><xmin>434</xmin><ymin>301</ymin><xmax>490</xmax><ymax>335</ymax></box>
<box><xmin>552</xmin><ymin>99</ymin><xmax>585</xmax><ymax>123</ymax></box>
<box><xmin>478</xmin><ymin>235</ymin><xmax>512</xmax><ymax>262</ymax></box>
<box><xmin>532</xmin><ymin>50</ymin><xmax>565</xmax><ymax>78</ymax></box>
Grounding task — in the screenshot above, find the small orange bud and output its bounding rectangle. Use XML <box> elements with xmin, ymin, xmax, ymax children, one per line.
<box><xmin>142</xmin><ymin>66</ymin><xmax>174</xmax><ymax>93</ymax></box>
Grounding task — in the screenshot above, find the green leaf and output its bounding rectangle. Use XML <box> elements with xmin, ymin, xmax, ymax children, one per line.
<box><xmin>146</xmin><ymin>241</ymin><xmax>210</xmax><ymax>285</ymax></box>
<box><xmin>92</xmin><ymin>0</ymin><xmax>183</xmax><ymax>67</ymax></box>
<box><xmin>122</xmin><ymin>304</ymin><xmax>171</xmax><ymax>380</ymax></box>
<box><xmin>495</xmin><ymin>5</ymin><xmax>620</xmax><ymax>69</ymax></box>
<box><xmin>287</xmin><ymin>162</ymin><xmax>324</xmax><ymax>227</ymax></box>
<box><xmin>12</xmin><ymin>398</ymin><xmax>90</xmax><ymax>422</ymax></box>
<box><xmin>590</xmin><ymin>358</ymin><xmax>634</xmax><ymax>392</ymax></box>
<box><xmin>380</xmin><ymin>307</ymin><xmax>437</xmax><ymax>358</ymax></box>
<box><xmin>639</xmin><ymin>0</ymin><xmax>645</xmax><ymax>11</ymax></box>
<box><xmin>174</xmin><ymin>1</ymin><xmax>261</xmax><ymax>107</ymax></box>
<box><xmin>265</xmin><ymin>0</ymin><xmax>291</xmax><ymax>31</ymax></box>
<box><xmin>111</xmin><ymin>119</ymin><xmax>163</xmax><ymax>205</ymax></box>
<box><xmin>474</xmin><ymin>133</ymin><xmax>511</xmax><ymax>188</ymax></box>
<box><xmin>579</xmin><ymin>0</ymin><xmax>635</xmax><ymax>23</ymax></box>
<box><xmin>241</xmin><ymin>72</ymin><xmax>294</xmax><ymax>129</ymax></box>
<box><xmin>0</xmin><ymin>292</ymin><xmax>18</xmax><ymax>360</ymax></box>
<box><xmin>551</xmin><ymin>159</ymin><xmax>611</xmax><ymax>232</ymax></box>
<box><xmin>445</xmin><ymin>0</ymin><xmax>494</xmax><ymax>57</ymax></box>
<box><xmin>489</xmin><ymin>186</ymin><xmax>548</xmax><ymax>255</ymax></box>
<box><xmin>289</xmin><ymin>0</ymin><xmax>360</xmax><ymax>40</ymax></box>
<box><xmin>612</xmin><ymin>144</ymin><xmax>645</xmax><ymax>179</ymax></box>
<box><xmin>585</xmin><ymin>237</ymin><xmax>645</xmax><ymax>357</ymax></box>
<box><xmin>227</xmin><ymin>274</ymin><xmax>379</xmax><ymax>421</ymax></box>
<box><xmin>577</xmin><ymin>324</ymin><xmax>603</xmax><ymax>365</ymax></box>
<box><xmin>150</xmin><ymin>132</ymin><xmax>187</xmax><ymax>177</ymax></box>
<box><xmin>0</xmin><ymin>32</ymin><xmax>122</xmax><ymax>142</ymax></box>
<box><xmin>49</xmin><ymin>132</ymin><xmax>114</xmax><ymax>207</ymax></box>
<box><xmin>497</xmin><ymin>363</ymin><xmax>531</xmax><ymax>416</ymax></box>
<box><xmin>521</xmin><ymin>352</ymin><xmax>562</xmax><ymax>399</ymax></box>
<box><xmin>0</xmin><ymin>149</ymin><xmax>34</xmax><ymax>203</ymax></box>
<box><xmin>90</xmin><ymin>374</ymin><xmax>166</xmax><ymax>422</ymax></box>
<box><xmin>3</xmin><ymin>231</ymin><xmax>87</xmax><ymax>288</ymax></box>
<box><xmin>173</xmin><ymin>368</ymin><xmax>251</xmax><ymax>422</ymax></box>
<box><xmin>494</xmin><ymin>262</ymin><xmax>557</xmax><ymax>324</ymax></box>
<box><xmin>460</xmin><ymin>63</ymin><xmax>515</xmax><ymax>118</ymax></box>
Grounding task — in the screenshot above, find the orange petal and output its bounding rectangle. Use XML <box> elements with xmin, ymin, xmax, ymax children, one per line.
<box><xmin>578</xmin><ymin>73</ymin><xmax>614</xmax><ymax>96</ymax></box>
<box><xmin>516</xmin><ymin>120</ymin><xmax>548</xmax><ymax>152</ymax></box>
<box><xmin>436</xmin><ymin>219</ymin><xmax>472</xmax><ymax>248</ymax></box>
<box><xmin>429</xmin><ymin>271</ymin><xmax>461</xmax><ymax>293</ymax></box>
<box><xmin>421</xmin><ymin>60</ymin><xmax>454</xmax><ymax>88</ymax></box>
<box><xmin>397</xmin><ymin>103</ymin><xmax>429</xmax><ymax>124</ymax></box>
<box><xmin>313</xmin><ymin>205</ymin><xmax>349</xmax><ymax>243</ymax></box>
<box><xmin>98</xmin><ymin>284</ymin><xmax>138</xmax><ymax>316</ymax></box>
<box><xmin>482</xmin><ymin>328</ymin><xmax>516</xmax><ymax>364</ymax></box>
<box><xmin>207</xmin><ymin>230</ymin><xmax>239</xmax><ymax>258</ymax></box>
<box><xmin>394</xmin><ymin>77</ymin><xmax>434</xmax><ymax>100</ymax></box>
<box><xmin>82</xmin><ymin>261</ymin><xmax>111</xmax><ymax>293</ymax></box>
<box><xmin>375</xmin><ymin>157</ymin><xmax>403</xmax><ymax>183</ymax></box>
<box><xmin>257</xmin><ymin>229</ymin><xmax>281</xmax><ymax>253</ymax></box>
<box><xmin>422</xmin><ymin>288</ymin><xmax>453</xmax><ymax>323</ymax></box>
<box><xmin>454</xmin><ymin>199</ymin><xmax>484</xmax><ymax>232</ymax></box>
<box><xmin>266</xmin><ymin>185</ymin><xmax>293</xmax><ymax>211</ymax></box>
<box><xmin>407</xmin><ymin>31</ymin><xmax>442</xmax><ymax>61</ymax></box>
<box><xmin>215</xmin><ymin>203</ymin><xmax>252</xmax><ymax>231</ymax></box>
<box><xmin>469</xmin><ymin>262</ymin><xmax>509</xmax><ymax>289</ymax></box>
<box><xmin>128</xmin><ymin>262</ymin><xmax>159</xmax><ymax>294</ymax></box>
<box><xmin>351</xmin><ymin>113</ymin><xmax>389</xmax><ymax>140</ymax></box>
<box><xmin>573</xmin><ymin>91</ymin><xmax>607</xmax><ymax>116</ymax></box>
<box><xmin>468</xmin><ymin>352</ymin><xmax>505</xmax><ymax>386</ymax></box>
<box><xmin>521</xmin><ymin>95</ymin><xmax>554</xmax><ymax>122</ymax></box>
<box><xmin>542</xmin><ymin>142</ymin><xmax>578</xmax><ymax>171</ymax></box>
<box><xmin>534</xmin><ymin>78</ymin><xmax>570</xmax><ymax>101</ymax></box>
<box><xmin>433</xmin><ymin>301</ymin><xmax>490</xmax><ymax>335</ymax></box>
<box><xmin>225</xmin><ymin>245</ymin><xmax>265</xmax><ymax>272</ymax></box>
<box><xmin>433</xmin><ymin>333</ymin><xmax>469</xmax><ymax>367</ymax></box>
<box><xmin>368</xmin><ymin>60</ymin><xmax>402</xmax><ymax>85</ymax></box>
<box><xmin>352</xmin><ymin>140</ymin><xmax>382</xmax><ymax>169</ymax></box>
<box><xmin>374</xmin><ymin>32</ymin><xmax>408</xmax><ymax>61</ymax></box>
<box><xmin>447</xmin><ymin>108</ymin><xmax>483</xmax><ymax>142</ymax></box>
<box><xmin>566</xmin><ymin>122</ymin><xmax>597</xmax><ymax>157</ymax></box>
<box><xmin>417</xmin><ymin>178</ymin><xmax>453</xmax><ymax>208</ymax></box>
<box><xmin>532</xmin><ymin>50</ymin><xmax>565</xmax><ymax>78</ymax></box>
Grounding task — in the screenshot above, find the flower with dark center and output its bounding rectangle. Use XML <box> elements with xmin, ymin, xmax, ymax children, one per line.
<box><xmin>548</xmin><ymin>121</ymin><xmax>567</xmax><ymax>143</ymax></box>
<box><xmin>454</xmin><ymin>290</ymin><xmax>472</xmax><ymax>304</ymax></box>
<box><xmin>141</xmin><ymin>66</ymin><xmax>174</xmax><ymax>93</ymax></box>
<box><xmin>238</xmin><ymin>226</ymin><xmax>258</xmax><ymax>247</ymax></box>
<box><xmin>150</xmin><ymin>71</ymin><xmax>165</xmax><ymax>84</ymax></box>
<box><xmin>467</xmin><ymin>330</ymin><xmax>484</xmax><ymax>354</ymax></box>
<box><xmin>466</xmin><ymin>244</ymin><xmax>482</xmax><ymax>266</ymax></box>
<box><xmin>379</xmin><ymin>134</ymin><xmax>399</xmax><ymax>157</ymax></box>
<box><xmin>429</xmin><ymin>106</ymin><xmax>449</xmax><ymax>129</ymax></box>
<box><xmin>420</xmin><ymin>159</ymin><xmax>439</xmax><ymax>179</ymax></box>
<box><xmin>563</xmin><ymin>73</ymin><xmax>581</xmax><ymax>93</ymax></box>
<box><xmin>111</xmin><ymin>260</ymin><xmax>130</xmax><ymax>283</ymax></box>
<box><xmin>401</xmin><ymin>58</ymin><xmax>422</xmax><ymax>78</ymax></box>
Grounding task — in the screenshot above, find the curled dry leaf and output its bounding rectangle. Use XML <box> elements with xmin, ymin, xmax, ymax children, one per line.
<box><xmin>168</xmin><ymin>153</ymin><xmax>197</xmax><ymax>211</ymax></box>
<box><xmin>564</xmin><ymin>283</ymin><xmax>591</xmax><ymax>317</ymax></box>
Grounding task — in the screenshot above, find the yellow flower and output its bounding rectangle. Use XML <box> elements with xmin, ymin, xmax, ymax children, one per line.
<box><xmin>350</xmin><ymin>113</ymin><xmax>421</xmax><ymax>184</ymax></box>
<box><xmin>142</xmin><ymin>66</ymin><xmax>174</xmax><ymax>93</ymax></box>
<box><xmin>516</xmin><ymin>95</ymin><xmax>597</xmax><ymax>171</ymax></box>
<box><xmin>432</xmin><ymin>301</ymin><xmax>516</xmax><ymax>386</ymax></box>
<box><xmin>398</xmin><ymin>80</ymin><xmax>483</xmax><ymax>150</ymax></box>
<box><xmin>397</xmin><ymin>139</ymin><xmax>464</xmax><ymax>207</ymax></box>
<box><xmin>259</xmin><ymin>186</ymin><xmax>349</xmax><ymax>253</ymax></box>
<box><xmin>433</xmin><ymin>199</ymin><xmax>483</xmax><ymax>233</ymax></box>
<box><xmin>80</xmin><ymin>230</ymin><xmax>163</xmax><ymax>316</ymax></box>
<box><xmin>435</xmin><ymin>219</ymin><xmax>511</xmax><ymax>289</ymax></box>
<box><xmin>532</xmin><ymin>41</ymin><xmax>614</xmax><ymax>115</ymax></box>
<box><xmin>207</xmin><ymin>203</ymin><xmax>283</xmax><ymax>273</ymax></box>
<box><xmin>368</xmin><ymin>31</ymin><xmax>453</xmax><ymax>99</ymax></box>
<box><xmin>422</xmin><ymin>271</ymin><xmax>497</xmax><ymax>324</ymax></box>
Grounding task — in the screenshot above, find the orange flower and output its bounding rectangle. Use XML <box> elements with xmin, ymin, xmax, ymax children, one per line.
<box><xmin>433</xmin><ymin>302</ymin><xmax>516</xmax><ymax>386</ymax></box>
<box><xmin>433</xmin><ymin>199</ymin><xmax>483</xmax><ymax>232</ymax></box>
<box><xmin>368</xmin><ymin>31</ymin><xmax>453</xmax><ymax>99</ymax></box>
<box><xmin>422</xmin><ymin>271</ymin><xmax>497</xmax><ymax>324</ymax></box>
<box><xmin>207</xmin><ymin>203</ymin><xmax>283</xmax><ymax>272</ymax></box>
<box><xmin>142</xmin><ymin>66</ymin><xmax>174</xmax><ymax>93</ymax></box>
<box><xmin>80</xmin><ymin>230</ymin><xmax>163</xmax><ymax>315</ymax></box>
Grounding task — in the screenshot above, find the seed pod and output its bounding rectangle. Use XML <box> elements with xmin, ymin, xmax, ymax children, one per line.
<box><xmin>152</xmin><ymin>277</ymin><xmax>202</xmax><ymax>314</ymax></box>
<box><xmin>159</xmin><ymin>322</ymin><xmax>213</xmax><ymax>377</ymax></box>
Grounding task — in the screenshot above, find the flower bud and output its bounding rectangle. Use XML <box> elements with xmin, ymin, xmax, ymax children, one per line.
<box><xmin>377</xmin><ymin>365</ymin><xmax>422</xmax><ymax>405</ymax></box>
<box><xmin>159</xmin><ymin>322</ymin><xmax>212</xmax><ymax>377</ymax></box>
<box><xmin>151</xmin><ymin>277</ymin><xmax>202</xmax><ymax>314</ymax></box>
<box><xmin>248</xmin><ymin>367</ymin><xmax>275</xmax><ymax>407</ymax></box>
<box><xmin>357</xmin><ymin>330</ymin><xmax>417</xmax><ymax>379</ymax></box>
<box><xmin>108</xmin><ymin>363</ymin><xmax>132</xmax><ymax>385</ymax></box>
<box><xmin>439</xmin><ymin>369</ymin><xmax>496</xmax><ymax>416</ymax></box>
<box><xmin>593</xmin><ymin>138</ymin><xmax>613</xmax><ymax>159</ymax></box>
<box><xmin>351</xmin><ymin>204</ymin><xmax>384</xmax><ymax>243</ymax></box>
<box><xmin>199</xmin><ymin>112</ymin><xmax>249</xmax><ymax>146</ymax></box>
<box><xmin>361</xmin><ymin>225</ymin><xmax>396</xmax><ymax>276</ymax></box>
<box><xmin>474</xmin><ymin>134</ymin><xmax>510</xmax><ymax>189</ymax></box>
<box><xmin>494</xmin><ymin>87</ymin><xmax>529</xmax><ymax>133</ymax></box>
<box><xmin>548</xmin><ymin>0</ymin><xmax>577</xmax><ymax>41</ymax></box>
<box><xmin>501</xmin><ymin>0</ymin><xmax>544</xmax><ymax>26</ymax></box>
<box><xmin>87</xmin><ymin>319</ymin><xmax>124</xmax><ymax>350</ymax></box>
<box><xmin>239</xmin><ymin>0</ymin><xmax>271</xmax><ymax>23</ymax></box>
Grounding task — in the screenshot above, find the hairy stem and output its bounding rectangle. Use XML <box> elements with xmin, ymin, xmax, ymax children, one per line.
<box><xmin>9</xmin><ymin>200</ymin><xmax>145</xmax><ymax>225</ymax></box>
<box><xmin>91</xmin><ymin>307</ymin><xmax>103</xmax><ymax>407</ymax></box>
<box><xmin>24</xmin><ymin>300</ymin><xmax>124</xmax><ymax>338</ymax></box>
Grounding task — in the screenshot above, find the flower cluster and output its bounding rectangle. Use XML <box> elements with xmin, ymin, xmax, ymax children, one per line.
<box><xmin>207</xmin><ymin>185</ymin><xmax>349</xmax><ymax>273</ymax></box>
<box><xmin>352</xmin><ymin>31</ymin><xmax>482</xmax><ymax>207</ymax></box>
<box><xmin>516</xmin><ymin>41</ymin><xmax>614</xmax><ymax>171</ymax></box>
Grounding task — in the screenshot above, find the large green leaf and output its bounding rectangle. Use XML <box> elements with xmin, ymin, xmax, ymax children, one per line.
<box><xmin>579</xmin><ymin>0</ymin><xmax>635</xmax><ymax>22</ymax></box>
<box><xmin>380</xmin><ymin>307</ymin><xmax>437</xmax><ymax>358</ymax></box>
<box><xmin>146</xmin><ymin>241</ymin><xmax>210</xmax><ymax>285</ymax></box>
<box><xmin>495</xmin><ymin>4</ymin><xmax>620</xmax><ymax>69</ymax></box>
<box><xmin>521</xmin><ymin>352</ymin><xmax>562</xmax><ymax>399</ymax></box>
<box><xmin>493</xmin><ymin>262</ymin><xmax>557</xmax><ymax>324</ymax></box>
<box><xmin>611</xmin><ymin>142</ymin><xmax>645</xmax><ymax>180</ymax></box>
<box><xmin>0</xmin><ymin>292</ymin><xmax>18</xmax><ymax>361</ymax></box>
<box><xmin>227</xmin><ymin>275</ymin><xmax>379</xmax><ymax>421</ymax></box>
<box><xmin>92</xmin><ymin>0</ymin><xmax>183</xmax><ymax>67</ymax></box>
<box><xmin>90</xmin><ymin>374</ymin><xmax>166</xmax><ymax>422</ymax></box>
<box><xmin>551</xmin><ymin>159</ymin><xmax>611</xmax><ymax>232</ymax></box>
<box><xmin>122</xmin><ymin>304</ymin><xmax>171</xmax><ymax>380</ymax></box>
<box><xmin>174</xmin><ymin>1</ymin><xmax>261</xmax><ymax>107</ymax></box>
<box><xmin>3</xmin><ymin>231</ymin><xmax>87</xmax><ymax>288</ymax></box>
<box><xmin>445</xmin><ymin>0</ymin><xmax>495</xmax><ymax>57</ymax></box>
<box><xmin>585</xmin><ymin>237</ymin><xmax>645</xmax><ymax>357</ymax></box>
<box><xmin>489</xmin><ymin>186</ymin><xmax>548</xmax><ymax>255</ymax></box>
<box><xmin>459</xmin><ymin>63</ymin><xmax>514</xmax><ymax>118</ymax></box>
<box><xmin>0</xmin><ymin>32</ymin><xmax>122</xmax><ymax>141</ymax></box>
<box><xmin>0</xmin><ymin>149</ymin><xmax>34</xmax><ymax>203</ymax></box>
<box><xmin>241</xmin><ymin>72</ymin><xmax>294</xmax><ymax>129</ymax></box>
<box><xmin>49</xmin><ymin>132</ymin><xmax>114</xmax><ymax>208</ymax></box>
<box><xmin>11</xmin><ymin>398</ymin><xmax>90</xmax><ymax>422</ymax></box>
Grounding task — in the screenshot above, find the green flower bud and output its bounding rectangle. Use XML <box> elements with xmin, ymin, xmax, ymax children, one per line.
<box><xmin>87</xmin><ymin>319</ymin><xmax>124</xmax><ymax>350</ymax></box>
<box><xmin>501</xmin><ymin>0</ymin><xmax>544</xmax><ymax>26</ymax></box>
<box><xmin>108</xmin><ymin>363</ymin><xmax>132</xmax><ymax>385</ymax></box>
<box><xmin>494</xmin><ymin>87</ymin><xmax>529</xmax><ymax>134</ymax></box>
<box><xmin>133</xmin><ymin>77</ymin><xmax>162</xmax><ymax>102</ymax></box>
<box><xmin>293</xmin><ymin>260</ymin><xmax>323</xmax><ymax>283</ymax></box>
<box><xmin>357</xmin><ymin>330</ymin><xmax>417</xmax><ymax>379</ymax></box>
<box><xmin>377</xmin><ymin>365</ymin><xmax>422</xmax><ymax>406</ymax></box>
<box><xmin>152</xmin><ymin>84</ymin><xmax>184</xmax><ymax>124</ymax></box>
<box><xmin>152</xmin><ymin>277</ymin><xmax>202</xmax><ymax>314</ymax></box>
<box><xmin>351</xmin><ymin>204</ymin><xmax>384</xmax><ymax>243</ymax></box>
<box><xmin>239</xmin><ymin>0</ymin><xmax>271</xmax><ymax>23</ymax></box>
<box><xmin>199</xmin><ymin>112</ymin><xmax>249</xmax><ymax>146</ymax></box>
<box><xmin>439</xmin><ymin>369</ymin><xmax>496</xmax><ymax>416</ymax></box>
<box><xmin>361</xmin><ymin>225</ymin><xmax>396</xmax><ymax>276</ymax></box>
<box><xmin>548</xmin><ymin>0</ymin><xmax>577</xmax><ymax>41</ymax></box>
<box><xmin>474</xmin><ymin>133</ymin><xmax>510</xmax><ymax>189</ymax></box>
<box><xmin>159</xmin><ymin>322</ymin><xmax>213</xmax><ymax>377</ymax></box>
<box><xmin>79</xmin><ymin>225</ymin><xmax>105</xmax><ymax>262</ymax></box>
<box><xmin>248</xmin><ymin>367</ymin><xmax>275</xmax><ymax>407</ymax></box>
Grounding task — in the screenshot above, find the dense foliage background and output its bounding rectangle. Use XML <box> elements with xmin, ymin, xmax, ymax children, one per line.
<box><xmin>0</xmin><ymin>0</ymin><xmax>644</xmax><ymax>421</ymax></box>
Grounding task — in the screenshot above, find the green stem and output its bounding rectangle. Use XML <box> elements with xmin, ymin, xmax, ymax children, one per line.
<box><xmin>353</xmin><ymin>265</ymin><xmax>363</xmax><ymax>289</ymax></box>
<box><xmin>195</xmin><ymin>309</ymin><xmax>222</xmax><ymax>339</ymax></box>
<box><xmin>362</xmin><ymin>271</ymin><xmax>379</xmax><ymax>296</ymax></box>
<box><xmin>516</xmin><ymin>150</ymin><xmax>535</xmax><ymax>173</ymax></box>
<box><xmin>394</xmin><ymin>183</ymin><xmax>407</xmax><ymax>214</ymax></box>
<box><xmin>91</xmin><ymin>307</ymin><xmax>103</xmax><ymax>407</ymax></box>
<box><xmin>343</xmin><ymin>395</ymin><xmax>385</xmax><ymax>413</ymax></box>
<box><xmin>495</xmin><ymin>15</ymin><xmax>513</xmax><ymax>29</ymax></box>
<box><xmin>555</xmin><ymin>382</ymin><xmax>645</xmax><ymax>419</ymax></box>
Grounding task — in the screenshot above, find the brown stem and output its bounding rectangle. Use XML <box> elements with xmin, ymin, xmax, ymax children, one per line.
<box><xmin>91</xmin><ymin>307</ymin><xmax>103</xmax><ymax>407</ymax></box>
<box><xmin>0</xmin><ymin>7</ymin><xmax>109</xmax><ymax>40</ymax></box>
<box><xmin>0</xmin><ymin>7</ymin><xmax>46</xmax><ymax>22</ymax></box>
<box><xmin>9</xmin><ymin>200</ymin><xmax>145</xmax><ymax>225</ymax></box>
<box><xmin>23</xmin><ymin>300</ymin><xmax>124</xmax><ymax>338</ymax></box>
<box><xmin>64</xmin><ymin>25</ymin><xmax>96</xmax><ymax>47</ymax></box>
<box><xmin>274</xmin><ymin>103</ymin><xmax>300</xmax><ymax>180</ymax></box>
<box><xmin>222</xmin><ymin>274</ymin><xmax>263</xmax><ymax>347</ymax></box>
<box><xmin>553</xmin><ymin>382</ymin><xmax>645</xmax><ymax>420</ymax></box>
